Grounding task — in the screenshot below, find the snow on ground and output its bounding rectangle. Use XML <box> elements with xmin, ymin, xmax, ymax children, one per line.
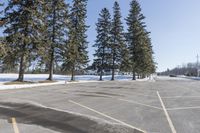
<box><xmin>156</xmin><ymin>75</ymin><xmax>200</xmax><ymax>81</ymax></box>
<box><xmin>179</xmin><ymin>75</ymin><xmax>200</xmax><ymax>80</ymax></box>
<box><xmin>156</xmin><ymin>76</ymin><xmax>189</xmax><ymax>81</ymax></box>
<box><xmin>0</xmin><ymin>74</ymin><xmax>150</xmax><ymax>90</ymax></box>
<box><xmin>0</xmin><ymin>74</ymin><xmax>134</xmax><ymax>83</ymax></box>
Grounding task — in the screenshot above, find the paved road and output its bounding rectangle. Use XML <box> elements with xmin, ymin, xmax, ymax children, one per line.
<box><xmin>0</xmin><ymin>77</ymin><xmax>200</xmax><ymax>133</ymax></box>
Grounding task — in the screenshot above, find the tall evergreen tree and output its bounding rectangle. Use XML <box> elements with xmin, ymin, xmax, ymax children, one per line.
<box><xmin>63</xmin><ymin>0</ymin><xmax>89</xmax><ymax>81</ymax></box>
<box><xmin>110</xmin><ymin>1</ymin><xmax>126</xmax><ymax>80</ymax></box>
<box><xmin>3</xmin><ymin>0</ymin><xmax>46</xmax><ymax>81</ymax></box>
<box><xmin>0</xmin><ymin>2</ymin><xmax>5</xmax><ymax>56</ymax></box>
<box><xmin>0</xmin><ymin>2</ymin><xmax>3</xmax><ymax>14</ymax></box>
<box><xmin>139</xmin><ymin>32</ymin><xmax>156</xmax><ymax>76</ymax></box>
<box><xmin>0</xmin><ymin>2</ymin><xmax>4</xmax><ymax>26</ymax></box>
<box><xmin>93</xmin><ymin>8</ymin><xmax>112</xmax><ymax>81</ymax></box>
<box><xmin>0</xmin><ymin>37</ymin><xmax>6</xmax><ymax>58</ymax></box>
<box><xmin>126</xmin><ymin>0</ymin><xmax>146</xmax><ymax>80</ymax></box>
<box><xmin>136</xmin><ymin>31</ymin><xmax>152</xmax><ymax>78</ymax></box>
<box><xmin>120</xmin><ymin>38</ymin><xmax>131</xmax><ymax>73</ymax></box>
<box><xmin>126</xmin><ymin>0</ymin><xmax>155</xmax><ymax>79</ymax></box>
<box><xmin>44</xmin><ymin>0</ymin><xmax>69</xmax><ymax>81</ymax></box>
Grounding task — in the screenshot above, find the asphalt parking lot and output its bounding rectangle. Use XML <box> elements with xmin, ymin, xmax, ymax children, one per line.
<box><xmin>0</xmin><ymin>77</ymin><xmax>200</xmax><ymax>133</ymax></box>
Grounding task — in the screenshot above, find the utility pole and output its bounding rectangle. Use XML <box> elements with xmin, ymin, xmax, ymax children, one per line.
<box><xmin>197</xmin><ymin>54</ymin><xmax>200</xmax><ymax>77</ymax></box>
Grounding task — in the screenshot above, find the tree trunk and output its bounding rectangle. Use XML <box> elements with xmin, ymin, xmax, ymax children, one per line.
<box><xmin>111</xmin><ymin>56</ymin><xmax>115</xmax><ymax>81</ymax></box>
<box><xmin>17</xmin><ymin>18</ymin><xmax>29</xmax><ymax>82</ymax></box>
<box><xmin>132</xmin><ymin>71</ymin><xmax>136</xmax><ymax>80</ymax></box>
<box><xmin>100</xmin><ymin>48</ymin><xmax>105</xmax><ymax>81</ymax></box>
<box><xmin>17</xmin><ymin>53</ymin><xmax>25</xmax><ymax>82</ymax></box>
<box><xmin>142</xmin><ymin>74</ymin><xmax>145</xmax><ymax>79</ymax></box>
<box><xmin>71</xmin><ymin>64</ymin><xmax>75</xmax><ymax>81</ymax></box>
<box><xmin>100</xmin><ymin>66</ymin><xmax>103</xmax><ymax>81</ymax></box>
<box><xmin>47</xmin><ymin>50</ymin><xmax>54</xmax><ymax>81</ymax></box>
<box><xmin>47</xmin><ymin>2</ymin><xmax>56</xmax><ymax>81</ymax></box>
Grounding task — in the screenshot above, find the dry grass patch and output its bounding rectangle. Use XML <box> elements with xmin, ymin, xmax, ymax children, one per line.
<box><xmin>68</xmin><ymin>80</ymin><xmax>80</xmax><ymax>83</ymax></box>
<box><xmin>38</xmin><ymin>80</ymin><xmax>58</xmax><ymax>83</ymax></box>
<box><xmin>4</xmin><ymin>81</ymin><xmax>35</xmax><ymax>85</ymax></box>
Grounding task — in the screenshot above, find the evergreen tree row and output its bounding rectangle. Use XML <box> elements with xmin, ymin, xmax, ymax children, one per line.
<box><xmin>93</xmin><ymin>0</ymin><xmax>155</xmax><ymax>80</ymax></box>
<box><xmin>0</xmin><ymin>0</ymin><xmax>88</xmax><ymax>82</ymax></box>
<box><xmin>0</xmin><ymin>0</ymin><xmax>155</xmax><ymax>82</ymax></box>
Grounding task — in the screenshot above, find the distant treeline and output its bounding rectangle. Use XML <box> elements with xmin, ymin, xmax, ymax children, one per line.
<box><xmin>159</xmin><ymin>62</ymin><xmax>200</xmax><ymax>76</ymax></box>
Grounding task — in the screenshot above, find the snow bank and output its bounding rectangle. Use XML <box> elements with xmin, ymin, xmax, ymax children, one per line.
<box><xmin>156</xmin><ymin>75</ymin><xmax>200</xmax><ymax>81</ymax></box>
<box><xmin>0</xmin><ymin>74</ymin><xmax>133</xmax><ymax>83</ymax></box>
<box><xmin>0</xmin><ymin>74</ymin><xmax>152</xmax><ymax>90</ymax></box>
<box><xmin>179</xmin><ymin>75</ymin><xmax>200</xmax><ymax>80</ymax></box>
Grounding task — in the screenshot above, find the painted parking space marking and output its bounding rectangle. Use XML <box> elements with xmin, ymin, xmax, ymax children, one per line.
<box><xmin>77</xmin><ymin>92</ymin><xmax>162</xmax><ymax>110</ymax></box>
<box><xmin>118</xmin><ymin>98</ymin><xmax>162</xmax><ymax>110</ymax></box>
<box><xmin>157</xmin><ymin>91</ymin><xmax>177</xmax><ymax>133</ymax></box>
<box><xmin>167</xmin><ymin>106</ymin><xmax>200</xmax><ymax>111</ymax></box>
<box><xmin>12</xmin><ymin>117</ymin><xmax>20</xmax><ymax>133</ymax></box>
<box><xmin>69</xmin><ymin>100</ymin><xmax>147</xmax><ymax>133</ymax></box>
<box><xmin>115</xmin><ymin>91</ymin><xmax>158</xmax><ymax>98</ymax></box>
<box><xmin>162</xmin><ymin>96</ymin><xmax>200</xmax><ymax>99</ymax></box>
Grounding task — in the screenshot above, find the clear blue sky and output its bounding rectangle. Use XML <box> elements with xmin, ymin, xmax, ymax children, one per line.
<box><xmin>1</xmin><ymin>0</ymin><xmax>200</xmax><ymax>72</ymax></box>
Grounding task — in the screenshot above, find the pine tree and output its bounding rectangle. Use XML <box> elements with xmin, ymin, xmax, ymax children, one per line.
<box><xmin>44</xmin><ymin>0</ymin><xmax>69</xmax><ymax>81</ymax></box>
<box><xmin>0</xmin><ymin>2</ymin><xmax>4</xmax><ymax>26</ymax></box>
<box><xmin>120</xmin><ymin>38</ymin><xmax>131</xmax><ymax>73</ymax></box>
<box><xmin>3</xmin><ymin>0</ymin><xmax>46</xmax><ymax>81</ymax></box>
<box><xmin>136</xmin><ymin>31</ymin><xmax>151</xmax><ymax>78</ymax></box>
<box><xmin>110</xmin><ymin>1</ymin><xmax>126</xmax><ymax>80</ymax></box>
<box><xmin>93</xmin><ymin>8</ymin><xmax>112</xmax><ymax>81</ymax></box>
<box><xmin>0</xmin><ymin>3</ymin><xmax>5</xmax><ymax>57</ymax></box>
<box><xmin>126</xmin><ymin>0</ymin><xmax>145</xmax><ymax>80</ymax></box>
<box><xmin>63</xmin><ymin>0</ymin><xmax>89</xmax><ymax>81</ymax></box>
<box><xmin>140</xmin><ymin>32</ymin><xmax>156</xmax><ymax>76</ymax></box>
<box><xmin>0</xmin><ymin>2</ymin><xmax>3</xmax><ymax>14</ymax></box>
<box><xmin>0</xmin><ymin>37</ymin><xmax>6</xmax><ymax>59</ymax></box>
<box><xmin>131</xmin><ymin>20</ymin><xmax>155</xmax><ymax>78</ymax></box>
<box><xmin>126</xmin><ymin>0</ymin><xmax>155</xmax><ymax>79</ymax></box>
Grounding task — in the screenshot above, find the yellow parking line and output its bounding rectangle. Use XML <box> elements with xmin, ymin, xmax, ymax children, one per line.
<box><xmin>11</xmin><ymin>117</ymin><xmax>20</xmax><ymax>133</ymax></box>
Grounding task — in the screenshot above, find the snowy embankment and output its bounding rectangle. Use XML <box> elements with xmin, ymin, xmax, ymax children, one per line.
<box><xmin>178</xmin><ymin>75</ymin><xmax>200</xmax><ymax>80</ymax></box>
<box><xmin>0</xmin><ymin>74</ymin><xmax>151</xmax><ymax>90</ymax></box>
<box><xmin>156</xmin><ymin>75</ymin><xmax>200</xmax><ymax>81</ymax></box>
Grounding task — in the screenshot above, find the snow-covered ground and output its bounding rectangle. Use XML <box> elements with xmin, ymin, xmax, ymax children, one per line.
<box><xmin>0</xmin><ymin>74</ymin><xmax>150</xmax><ymax>90</ymax></box>
<box><xmin>155</xmin><ymin>76</ymin><xmax>188</xmax><ymax>81</ymax></box>
<box><xmin>156</xmin><ymin>75</ymin><xmax>200</xmax><ymax>81</ymax></box>
<box><xmin>3</xmin><ymin>74</ymin><xmax>199</xmax><ymax>90</ymax></box>
<box><xmin>0</xmin><ymin>74</ymin><xmax>134</xmax><ymax>83</ymax></box>
<box><xmin>179</xmin><ymin>75</ymin><xmax>200</xmax><ymax>80</ymax></box>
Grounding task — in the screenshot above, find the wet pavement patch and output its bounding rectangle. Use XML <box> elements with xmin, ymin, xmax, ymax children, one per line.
<box><xmin>102</xmin><ymin>86</ymin><xmax>123</xmax><ymax>89</ymax></box>
<box><xmin>95</xmin><ymin>92</ymin><xmax>124</xmax><ymax>97</ymax></box>
<box><xmin>77</xmin><ymin>94</ymin><xmax>109</xmax><ymax>98</ymax></box>
<box><xmin>0</xmin><ymin>102</ymin><xmax>144</xmax><ymax>133</ymax></box>
<box><xmin>74</xmin><ymin>90</ymin><xmax>124</xmax><ymax>97</ymax></box>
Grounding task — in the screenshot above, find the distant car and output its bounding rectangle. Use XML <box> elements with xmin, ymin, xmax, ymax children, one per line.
<box><xmin>169</xmin><ymin>74</ymin><xmax>177</xmax><ymax>77</ymax></box>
